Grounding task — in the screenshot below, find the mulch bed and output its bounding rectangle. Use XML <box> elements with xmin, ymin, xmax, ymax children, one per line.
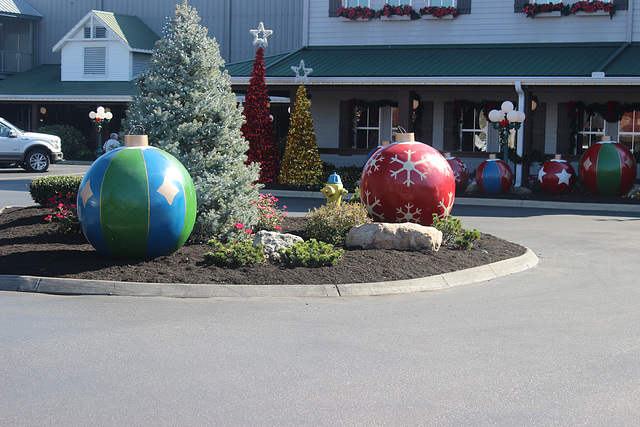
<box><xmin>0</xmin><ymin>206</ymin><xmax>526</xmax><ymax>285</ymax></box>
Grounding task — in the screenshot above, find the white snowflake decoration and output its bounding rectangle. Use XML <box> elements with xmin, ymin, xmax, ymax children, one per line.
<box><xmin>364</xmin><ymin>151</ymin><xmax>385</xmax><ymax>176</ymax></box>
<box><xmin>389</xmin><ymin>149</ymin><xmax>429</xmax><ymax>187</ymax></box>
<box><xmin>396</xmin><ymin>203</ymin><xmax>422</xmax><ymax>223</ymax></box>
<box><xmin>363</xmin><ymin>190</ymin><xmax>385</xmax><ymax>221</ymax></box>
<box><xmin>437</xmin><ymin>192</ymin><xmax>454</xmax><ymax>219</ymax></box>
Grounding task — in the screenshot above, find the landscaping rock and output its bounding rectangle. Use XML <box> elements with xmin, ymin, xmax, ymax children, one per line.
<box><xmin>254</xmin><ymin>231</ymin><xmax>303</xmax><ymax>260</ymax></box>
<box><xmin>465</xmin><ymin>181</ymin><xmax>478</xmax><ymax>195</ymax></box>
<box><xmin>508</xmin><ymin>186</ymin><xmax>533</xmax><ymax>198</ymax></box>
<box><xmin>345</xmin><ymin>222</ymin><xmax>442</xmax><ymax>251</ymax></box>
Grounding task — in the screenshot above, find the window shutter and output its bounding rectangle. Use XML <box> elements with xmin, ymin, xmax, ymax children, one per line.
<box><xmin>613</xmin><ymin>0</ymin><xmax>628</xmax><ymax>10</ymax></box>
<box><xmin>457</xmin><ymin>0</ymin><xmax>471</xmax><ymax>15</ymax></box>
<box><xmin>443</xmin><ymin>102</ymin><xmax>455</xmax><ymax>151</ymax></box>
<box><xmin>556</xmin><ymin>102</ymin><xmax>572</xmax><ymax>155</ymax></box>
<box><xmin>84</xmin><ymin>27</ymin><xmax>91</xmax><ymax>38</ymax></box>
<box><xmin>95</xmin><ymin>27</ymin><xmax>106</xmax><ymax>38</ymax></box>
<box><xmin>530</xmin><ymin>103</ymin><xmax>546</xmax><ymax>152</ymax></box>
<box><xmin>329</xmin><ymin>0</ymin><xmax>341</xmax><ymax>17</ymax></box>
<box><xmin>84</xmin><ymin>47</ymin><xmax>106</xmax><ymax>75</ymax></box>
<box><xmin>339</xmin><ymin>100</ymin><xmax>350</xmax><ymax>148</ymax></box>
<box><xmin>417</xmin><ymin>101</ymin><xmax>434</xmax><ymax>145</ymax></box>
<box><xmin>132</xmin><ymin>53</ymin><xmax>150</xmax><ymax>78</ymax></box>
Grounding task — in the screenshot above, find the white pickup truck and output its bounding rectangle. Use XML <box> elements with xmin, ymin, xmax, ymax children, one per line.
<box><xmin>0</xmin><ymin>117</ymin><xmax>64</xmax><ymax>172</ymax></box>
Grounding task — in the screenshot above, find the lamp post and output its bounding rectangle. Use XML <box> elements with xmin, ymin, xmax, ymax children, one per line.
<box><xmin>488</xmin><ymin>101</ymin><xmax>525</xmax><ymax>165</ymax></box>
<box><xmin>89</xmin><ymin>106</ymin><xmax>113</xmax><ymax>155</ymax></box>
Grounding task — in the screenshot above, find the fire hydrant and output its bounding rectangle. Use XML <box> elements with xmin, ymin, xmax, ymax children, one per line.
<box><xmin>321</xmin><ymin>172</ymin><xmax>348</xmax><ymax>205</ymax></box>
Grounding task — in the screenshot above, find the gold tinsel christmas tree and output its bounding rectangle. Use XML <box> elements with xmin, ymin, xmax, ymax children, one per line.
<box><xmin>279</xmin><ymin>85</ymin><xmax>323</xmax><ymax>185</ymax></box>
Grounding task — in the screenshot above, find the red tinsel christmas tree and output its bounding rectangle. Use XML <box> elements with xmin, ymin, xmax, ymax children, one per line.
<box><xmin>242</xmin><ymin>47</ymin><xmax>279</xmax><ymax>182</ymax></box>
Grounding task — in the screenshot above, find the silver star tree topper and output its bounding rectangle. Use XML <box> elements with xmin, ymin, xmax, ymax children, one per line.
<box><xmin>291</xmin><ymin>60</ymin><xmax>313</xmax><ymax>83</ymax></box>
<box><xmin>250</xmin><ymin>22</ymin><xmax>273</xmax><ymax>48</ymax></box>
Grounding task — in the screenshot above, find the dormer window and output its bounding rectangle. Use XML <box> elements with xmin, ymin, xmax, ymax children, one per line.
<box><xmin>84</xmin><ymin>26</ymin><xmax>106</xmax><ymax>38</ymax></box>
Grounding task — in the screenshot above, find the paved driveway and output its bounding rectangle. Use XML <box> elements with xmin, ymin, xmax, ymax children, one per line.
<box><xmin>1</xmin><ymin>205</ymin><xmax>639</xmax><ymax>426</ymax></box>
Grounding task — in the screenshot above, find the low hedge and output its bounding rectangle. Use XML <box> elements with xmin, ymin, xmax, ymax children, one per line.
<box><xmin>30</xmin><ymin>175</ymin><xmax>83</xmax><ymax>207</ymax></box>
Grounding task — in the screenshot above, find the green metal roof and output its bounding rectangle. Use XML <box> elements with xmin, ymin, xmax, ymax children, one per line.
<box><xmin>0</xmin><ymin>65</ymin><xmax>136</xmax><ymax>100</ymax></box>
<box><xmin>0</xmin><ymin>0</ymin><xmax>42</xmax><ymax>19</ymax></box>
<box><xmin>92</xmin><ymin>10</ymin><xmax>159</xmax><ymax>52</ymax></box>
<box><xmin>226</xmin><ymin>43</ymin><xmax>640</xmax><ymax>78</ymax></box>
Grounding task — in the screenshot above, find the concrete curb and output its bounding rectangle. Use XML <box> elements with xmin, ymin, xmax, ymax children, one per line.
<box><xmin>0</xmin><ymin>248</ymin><xmax>538</xmax><ymax>298</ymax></box>
<box><xmin>261</xmin><ymin>189</ymin><xmax>640</xmax><ymax>214</ymax></box>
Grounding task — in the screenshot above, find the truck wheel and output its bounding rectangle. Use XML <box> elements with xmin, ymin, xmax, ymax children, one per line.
<box><xmin>24</xmin><ymin>149</ymin><xmax>50</xmax><ymax>172</ymax></box>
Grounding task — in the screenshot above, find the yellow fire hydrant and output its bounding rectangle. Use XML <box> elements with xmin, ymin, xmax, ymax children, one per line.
<box><xmin>321</xmin><ymin>172</ymin><xmax>348</xmax><ymax>205</ymax></box>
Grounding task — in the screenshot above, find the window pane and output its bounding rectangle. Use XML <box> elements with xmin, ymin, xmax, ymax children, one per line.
<box><xmin>368</xmin><ymin>107</ymin><xmax>379</xmax><ymax>127</ymax></box>
<box><xmin>345</xmin><ymin>0</ymin><xmax>369</xmax><ymax>6</ymax></box>
<box><xmin>475</xmin><ymin>131</ymin><xmax>487</xmax><ymax>152</ymax></box>
<box><xmin>392</xmin><ymin>107</ymin><xmax>399</xmax><ymax>128</ymax></box>
<box><xmin>592</xmin><ymin>114</ymin><xmax>604</xmax><ymax>132</ymax></box>
<box><xmin>356</xmin><ymin>130</ymin><xmax>368</xmax><ymax>149</ymax></box>
<box><xmin>619</xmin><ymin>134</ymin><xmax>634</xmax><ymax>151</ymax></box>
<box><xmin>430</xmin><ymin>0</ymin><xmax>455</xmax><ymax>6</ymax></box>
<box><xmin>368</xmin><ymin>130</ymin><xmax>379</xmax><ymax>148</ymax></box>
<box><xmin>462</xmin><ymin>108</ymin><xmax>474</xmax><ymax>128</ymax></box>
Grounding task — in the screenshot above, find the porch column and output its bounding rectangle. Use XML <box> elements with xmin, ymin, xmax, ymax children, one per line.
<box><xmin>522</xmin><ymin>89</ymin><xmax>535</xmax><ymax>187</ymax></box>
<box><xmin>397</xmin><ymin>90</ymin><xmax>414</xmax><ymax>134</ymax></box>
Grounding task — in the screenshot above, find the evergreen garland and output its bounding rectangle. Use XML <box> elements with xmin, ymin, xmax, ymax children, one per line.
<box><xmin>279</xmin><ymin>85</ymin><xmax>323</xmax><ymax>185</ymax></box>
<box><xmin>124</xmin><ymin>0</ymin><xmax>261</xmax><ymax>241</ymax></box>
<box><xmin>242</xmin><ymin>47</ymin><xmax>280</xmax><ymax>183</ymax></box>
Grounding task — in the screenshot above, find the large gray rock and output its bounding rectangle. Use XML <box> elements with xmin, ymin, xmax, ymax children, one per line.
<box><xmin>346</xmin><ymin>222</ymin><xmax>442</xmax><ymax>251</ymax></box>
<box><xmin>253</xmin><ymin>231</ymin><xmax>303</xmax><ymax>260</ymax></box>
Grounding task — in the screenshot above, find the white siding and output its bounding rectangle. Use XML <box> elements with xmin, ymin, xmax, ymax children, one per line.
<box><xmin>309</xmin><ymin>0</ymin><xmax>635</xmax><ymax>46</ymax></box>
<box><xmin>60</xmin><ymin>40</ymin><xmax>131</xmax><ymax>81</ymax></box>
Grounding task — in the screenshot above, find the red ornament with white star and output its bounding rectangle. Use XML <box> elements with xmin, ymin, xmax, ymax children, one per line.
<box><xmin>445</xmin><ymin>156</ymin><xmax>470</xmax><ymax>192</ymax></box>
<box><xmin>538</xmin><ymin>159</ymin><xmax>576</xmax><ymax>195</ymax></box>
<box><xmin>359</xmin><ymin>141</ymin><xmax>456</xmax><ymax>226</ymax></box>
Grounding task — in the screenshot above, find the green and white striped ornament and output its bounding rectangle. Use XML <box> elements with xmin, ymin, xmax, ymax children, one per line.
<box><xmin>77</xmin><ymin>146</ymin><xmax>196</xmax><ymax>258</ymax></box>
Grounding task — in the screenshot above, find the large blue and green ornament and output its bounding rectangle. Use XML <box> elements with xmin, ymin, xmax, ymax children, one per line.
<box><xmin>77</xmin><ymin>146</ymin><xmax>197</xmax><ymax>258</ymax></box>
<box><xmin>579</xmin><ymin>141</ymin><xmax>637</xmax><ymax>196</ymax></box>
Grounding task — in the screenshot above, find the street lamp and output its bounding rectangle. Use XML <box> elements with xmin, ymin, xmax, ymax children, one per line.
<box><xmin>89</xmin><ymin>106</ymin><xmax>113</xmax><ymax>155</ymax></box>
<box><xmin>488</xmin><ymin>101</ymin><xmax>525</xmax><ymax>164</ymax></box>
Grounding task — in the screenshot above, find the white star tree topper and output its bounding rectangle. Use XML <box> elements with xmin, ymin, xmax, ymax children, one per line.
<box><xmin>291</xmin><ymin>60</ymin><xmax>313</xmax><ymax>83</ymax></box>
<box><xmin>250</xmin><ymin>22</ymin><xmax>273</xmax><ymax>48</ymax></box>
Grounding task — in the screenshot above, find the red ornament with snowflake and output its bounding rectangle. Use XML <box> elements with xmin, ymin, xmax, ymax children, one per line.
<box><xmin>445</xmin><ymin>156</ymin><xmax>470</xmax><ymax>193</ymax></box>
<box><xmin>360</xmin><ymin>141</ymin><xmax>456</xmax><ymax>226</ymax></box>
<box><xmin>538</xmin><ymin>158</ymin><xmax>576</xmax><ymax>195</ymax></box>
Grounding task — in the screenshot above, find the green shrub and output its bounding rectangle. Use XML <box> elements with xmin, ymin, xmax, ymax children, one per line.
<box><xmin>204</xmin><ymin>239</ymin><xmax>266</xmax><ymax>267</ymax></box>
<box><xmin>305</xmin><ymin>202</ymin><xmax>371</xmax><ymax>246</ymax></box>
<box><xmin>38</xmin><ymin>124</ymin><xmax>87</xmax><ymax>158</ymax></box>
<box><xmin>431</xmin><ymin>214</ymin><xmax>462</xmax><ymax>246</ymax></box>
<box><xmin>279</xmin><ymin>239</ymin><xmax>344</xmax><ymax>268</ymax></box>
<box><xmin>454</xmin><ymin>229</ymin><xmax>481</xmax><ymax>250</ymax></box>
<box><xmin>29</xmin><ymin>175</ymin><xmax>83</xmax><ymax>207</ymax></box>
<box><xmin>347</xmin><ymin>186</ymin><xmax>362</xmax><ymax>204</ymax></box>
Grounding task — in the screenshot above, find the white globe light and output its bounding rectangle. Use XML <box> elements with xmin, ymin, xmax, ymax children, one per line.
<box><xmin>96</xmin><ymin>106</ymin><xmax>105</xmax><ymax>115</ymax></box>
<box><xmin>488</xmin><ymin>109</ymin><xmax>503</xmax><ymax>122</ymax></box>
<box><xmin>507</xmin><ymin>110</ymin><xmax>519</xmax><ymax>122</ymax></box>
<box><xmin>501</xmin><ymin>101</ymin><xmax>514</xmax><ymax>113</ymax></box>
<box><xmin>105</xmin><ymin>112</ymin><xmax>113</xmax><ymax>120</ymax></box>
<box><xmin>89</xmin><ymin>111</ymin><xmax>96</xmax><ymax>119</ymax></box>
<box><xmin>97</xmin><ymin>111</ymin><xmax>106</xmax><ymax>119</ymax></box>
<box><xmin>517</xmin><ymin>111</ymin><xmax>526</xmax><ymax>122</ymax></box>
